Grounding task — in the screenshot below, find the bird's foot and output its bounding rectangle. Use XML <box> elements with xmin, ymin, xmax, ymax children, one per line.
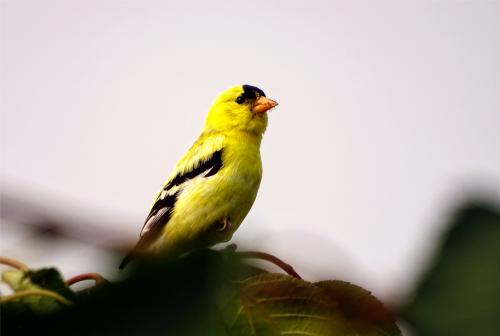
<box><xmin>223</xmin><ymin>243</ymin><xmax>238</xmax><ymax>252</ymax></box>
<box><xmin>218</xmin><ymin>217</ymin><xmax>232</xmax><ymax>232</ymax></box>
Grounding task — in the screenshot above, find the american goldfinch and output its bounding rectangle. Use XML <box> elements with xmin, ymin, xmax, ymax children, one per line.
<box><xmin>120</xmin><ymin>85</ymin><xmax>278</xmax><ymax>269</ymax></box>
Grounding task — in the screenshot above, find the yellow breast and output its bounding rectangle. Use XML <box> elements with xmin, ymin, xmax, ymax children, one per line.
<box><xmin>156</xmin><ymin>131</ymin><xmax>263</xmax><ymax>253</ymax></box>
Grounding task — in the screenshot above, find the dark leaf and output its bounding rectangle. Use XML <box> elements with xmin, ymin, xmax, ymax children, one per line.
<box><xmin>220</xmin><ymin>273</ymin><xmax>401</xmax><ymax>336</ymax></box>
<box><xmin>403</xmin><ymin>201</ymin><xmax>500</xmax><ymax>336</ymax></box>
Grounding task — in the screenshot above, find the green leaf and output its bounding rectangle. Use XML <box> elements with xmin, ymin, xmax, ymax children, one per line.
<box><xmin>220</xmin><ymin>273</ymin><xmax>401</xmax><ymax>336</ymax></box>
<box><xmin>403</xmin><ymin>201</ymin><xmax>500</xmax><ymax>336</ymax></box>
<box><xmin>27</xmin><ymin>268</ymin><xmax>76</xmax><ymax>301</ymax></box>
<box><xmin>1</xmin><ymin>250</ymin><xmax>400</xmax><ymax>336</ymax></box>
<box><xmin>1</xmin><ymin>267</ymin><xmax>74</xmax><ymax>316</ymax></box>
<box><xmin>316</xmin><ymin>281</ymin><xmax>402</xmax><ymax>336</ymax></box>
<box><xmin>3</xmin><ymin>269</ymin><xmax>34</xmax><ymax>291</ymax></box>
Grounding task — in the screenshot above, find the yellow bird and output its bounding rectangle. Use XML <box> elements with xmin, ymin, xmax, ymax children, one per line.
<box><xmin>120</xmin><ymin>85</ymin><xmax>278</xmax><ymax>269</ymax></box>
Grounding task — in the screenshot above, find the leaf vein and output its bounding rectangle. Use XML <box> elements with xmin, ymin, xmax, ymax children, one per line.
<box><xmin>271</xmin><ymin>313</ymin><xmax>331</xmax><ymax>321</ymax></box>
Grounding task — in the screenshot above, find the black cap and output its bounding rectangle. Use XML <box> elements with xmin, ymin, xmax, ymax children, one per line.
<box><xmin>236</xmin><ymin>85</ymin><xmax>266</xmax><ymax>104</ymax></box>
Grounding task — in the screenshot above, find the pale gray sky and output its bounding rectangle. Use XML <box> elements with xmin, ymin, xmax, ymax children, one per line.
<box><xmin>1</xmin><ymin>0</ymin><xmax>500</xmax><ymax>300</ymax></box>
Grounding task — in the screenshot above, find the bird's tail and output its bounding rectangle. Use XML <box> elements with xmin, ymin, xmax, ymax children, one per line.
<box><xmin>119</xmin><ymin>252</ymin><xmax>135</xmax><ymax>270</ymax></box>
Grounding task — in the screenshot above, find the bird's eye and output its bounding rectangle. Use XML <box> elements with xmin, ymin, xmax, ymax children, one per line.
<box><xmin>236</xmin><ymin>96</ymin><xmax>245</xmax><ymax>104</ymax></box>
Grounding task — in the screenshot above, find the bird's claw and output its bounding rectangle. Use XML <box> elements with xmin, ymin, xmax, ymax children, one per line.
<box><xmin>218</xmin><ymin>217</ymin><xmax>232</xmax><ymax>232</ymax></box>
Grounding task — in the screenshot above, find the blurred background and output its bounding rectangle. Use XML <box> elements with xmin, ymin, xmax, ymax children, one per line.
<box><xmin>1</xmin><ymin>0</ymin><xmax>499</xmax><ymax>307</ymax></box>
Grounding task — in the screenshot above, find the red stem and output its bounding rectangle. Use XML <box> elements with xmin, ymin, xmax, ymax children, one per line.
<box><xmin>65</xmin><ymin>272</ymin><xmax>109</xmax><ymax>286</ymax></box>
<box><xmin>0</xmin><ymin>256</ymin><xmax>28</xmax><ymax>271</ymax></box>
<box><xmin>236</xmin><ymin>251</ymin><xmax>302</xmax><ymax>279</ymax></box>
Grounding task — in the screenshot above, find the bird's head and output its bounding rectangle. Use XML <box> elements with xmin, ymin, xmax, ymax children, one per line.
<box><xmin>204</xmin><ymin>85</ymin><xmax>278</xmax><ymax>135</ymax></box>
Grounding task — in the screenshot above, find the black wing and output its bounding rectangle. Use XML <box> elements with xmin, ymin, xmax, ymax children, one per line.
<box><xmin>119</xmin><ymin>149</ymin><xmax>224</xmax><ymax>269</ymax></box>
<box><xmin>139</xmin><ymin>148</ymin><xmax>224</xmax><ymax>239</ymax></box>
<box><xmin>118</xmin><ymin>192</ymin><xmax>177</xmax><ymax>269</ymax></box>
<box><xmin>164</xmin><ymin>149</ymin><xmax>223</xmax><ymax>189</ymax></box>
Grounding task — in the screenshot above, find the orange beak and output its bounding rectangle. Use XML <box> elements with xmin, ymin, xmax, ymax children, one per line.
<box><xmin>252</xmin><ymin>96</ymin><xmax>278</xmax><ymax>113</ymax></box>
